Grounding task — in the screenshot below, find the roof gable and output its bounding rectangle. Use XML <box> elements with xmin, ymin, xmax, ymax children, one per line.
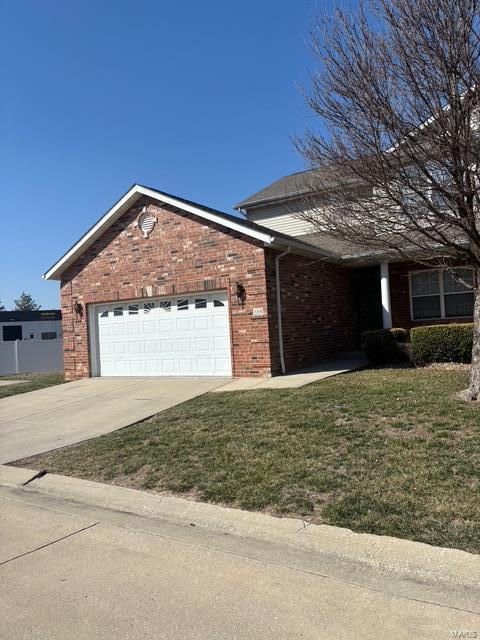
<box><xmin>44</xmin><ymin>184</ymin><xmax>331</xmax><ymax>280</ymax></box>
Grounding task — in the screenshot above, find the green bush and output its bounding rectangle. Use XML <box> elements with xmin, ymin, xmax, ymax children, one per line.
<box><xmin>361</xmin><ymin>328</ymin><xmax>410</xmax><ymax>365</ymax></box>
<box><xmin>411</xmin><ymin>324</ymin><xmax>473</xmax><ymax>366</ymax></box>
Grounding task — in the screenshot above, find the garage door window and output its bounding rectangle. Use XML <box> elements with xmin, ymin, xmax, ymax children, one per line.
<box><xmin>129</xmin><ymin>305</ymin><xmax>139</xmax><ymax>315</ymax></box>
<box><xmin>177</xmin><ymin>299</ymin><xmax>189</xmax><ymax>311</ymax></box>
<box><xmin>114</xmin><ymin>307</ymin><xmax>123</xmax><ymax>316</ymax></box>
<box><xmin>144</xmin><ymin>302</ymin><xmax>155</xmax><ymax>314</ymax></box>
<box><xmin>214</xmin><ymin>299</ymin><xmax>225</xmax><ymax>307</ymax></box>
<box><xmin>195</xmin><ymin>298</ymin><xmax>207</xmax><ymax>309</ymax></box>
<box><xmin>159</xmin><ymin>301</ymin><xmax>171</xmax><ymax>312</ymax></box>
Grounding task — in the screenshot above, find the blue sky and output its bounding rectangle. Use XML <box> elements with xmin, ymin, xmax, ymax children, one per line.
<box><xmin>0</xmin><ymin>0</ymin><xmax>325</xmax><ymax>309</ymax></box>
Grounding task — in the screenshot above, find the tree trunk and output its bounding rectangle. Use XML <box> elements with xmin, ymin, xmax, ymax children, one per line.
<box><xmin>459</xmin><ymin>278</ymin><xmax>480</xmax><ymax>401</ymax></box>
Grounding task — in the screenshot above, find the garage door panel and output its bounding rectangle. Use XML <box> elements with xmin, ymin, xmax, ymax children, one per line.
<box><xmin>128</xmin><ymin>341</ymin><xmax>142</xmax><ymax>354</ymax></box>
<box><xmin>145</xmin><ymin>359</ymin><xmax>158</xmax><ymax>375</ymax></box>
<box><xmin>160</xmin><ymin>360</ymin><xmax>175</xmax><ymax>375</ymax></box>
<box><xmin>212</xmin><ymin>315</ymin><xmax>228</xmax><ymax>329</ymax></box>
<box><xmin>101</xmin><ymin>361</ymin><xmax>114</xmax><ymax>376</ymax></box>
<box><xmin>99</xmin><ymin>325</ymin><xmax>112</xmax><ymax>338</ymax></box>
<box><xmin>194</xmin><ymin>316</ymin><xmax>209</xmax><ymax>330</ymax></box>
<box><xmin>128</xmin><ymin>323</ymin><xmax>140</xmax><ymax>336</ymax></box>
<box><xmin>178</xmin><ymin>358</ymin><xmax>194</xmax><ymax>373</ymax></box>
<box><xmin>143</xmin><ymin>320</ymin><xmax>158</xmax><ymax>334</ymax></box>
<box><xmin>213</xmin><ymin>336</ymin><xmax>229</xmax><ymax>351</ymax></box>
<box><xmin>144</xmin><ymin>340</ymin><xmax>156</xmax><ymax>353</ymax></box>
<box><xmin>100</xmin><ymin>342</ymin><xmax>112</xmax><ymax>355</ymax></box>
<box><xmin>113</xmin><ymin>323</ymin><xmax>127</xmax><ymax>336</ymax></box>
<box><xmin>215</xmin><ymin>357</ymin><xmax>231</xmax><ymax>374</ymax></box>
<box><xmin>159</xmin><ymin>319</ymin><xmax>173</xmax><ymax>332</ymax></box>
<box><xmin>94</xmin><ymin>292</ymin><xmax>231</xmax><ymax>377</ymax></box>
<box><xmin>195</xmin><ymin>337</ymin><xmax>210</xmax><ymax>351</ymax></box>
<box><xmin>175</xmin><ymin>317</ymin><xmax>191</xmax><ymax>332</ymax></box>
<box><xmin>129</xmin><ymin>361</ymin><xmax>145</xmax><ymax>376</ymax></box>
<box><xmin>159</xmin><ymin>339</ymin><xmax>174</xmax><ymax>352</ymax></box>
<box><xmin>115</xmin><ymin>360</ymin><xmax>128</xmax><ymax>375</ymax></box>
<box><xmin>177</xmin><ymin>338</ymin><xmax>191</xmax><ymax>352</ymax></box>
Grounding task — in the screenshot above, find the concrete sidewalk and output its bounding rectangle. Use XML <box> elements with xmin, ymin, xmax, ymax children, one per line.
<box><xmin>1</xmin><ymin>465</ymin><xmax>479</xmax><ymax>639</ymax></box>
<box><xmin>0</xmin><ymin>377</ymin><xmax>230</xmax><ymax>463</ymax></box>
<box><xmin>213</xmin><ymin>352</ymin><xmax>368</xmax><ymax>391</ymax></box>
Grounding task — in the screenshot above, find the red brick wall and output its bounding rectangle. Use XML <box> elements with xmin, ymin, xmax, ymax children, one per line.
<box><xmin>264</xmin><ymin>250</ymin><xmax>357</xmax><ymax>373</ymax></box>
<box><xmin>60</xmin><ymin>197</ymin><xmax>273</xmax><ymax>380</ymax></box>
<box><xmin>389</xmin><ymin>261</ymin><xmax>474</xmax><ymax>329</ymax></box>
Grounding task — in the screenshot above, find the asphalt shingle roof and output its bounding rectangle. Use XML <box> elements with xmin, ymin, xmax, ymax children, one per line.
<box><xmin>234</xmin><ymin>167</ymin><xmax>357</xmax><ymax>210</ymax></box>
<box><xmin>296</xmin><ymin>233</ymin><xmax>370</xmax><ymax>258</ymax></box>
<box><xmin>235</xmin><ymin>170</ymin><xmax>319</xmax><ymax>209</ymax></box>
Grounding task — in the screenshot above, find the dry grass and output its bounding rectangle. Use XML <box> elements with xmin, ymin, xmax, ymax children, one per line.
<box><xmin>13</xmin><ymin>368</ymin><xmax>480</xmax><ymax>553</ymax></box>
<box><xmin>0</xmin><ymin>372</ymin><xmax>65</xmax><ymax>399</ymax></box>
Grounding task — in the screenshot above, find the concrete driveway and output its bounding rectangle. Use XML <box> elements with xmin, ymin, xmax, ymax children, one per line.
<box><xmin>0</xmin><ymin>377</ymin><xmax>230</xmax><ymax>463</ymax></box>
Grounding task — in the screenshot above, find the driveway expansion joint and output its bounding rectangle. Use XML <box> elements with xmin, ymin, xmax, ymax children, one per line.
<box><xmin>0</xmin><ymin>521</ymin><xmax>99</xmax><ymax>567</ymax></box>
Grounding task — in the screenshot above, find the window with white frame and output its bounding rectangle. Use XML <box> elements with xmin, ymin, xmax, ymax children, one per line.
<box><xmin>410</xmin><ymin>268</ymin><xmax>475</xmax><ymax>320</ymax></box>
<box><xmin>396</xmin><ymin>163</ymin><xmax>451</xmax><ymax>214</ymax></box>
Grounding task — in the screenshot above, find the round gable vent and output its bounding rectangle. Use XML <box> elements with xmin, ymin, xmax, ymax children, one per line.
<box><xmin>138</xmin><ymin>207</ymin><xmax>157</xmax><ymax>238</ymax></box>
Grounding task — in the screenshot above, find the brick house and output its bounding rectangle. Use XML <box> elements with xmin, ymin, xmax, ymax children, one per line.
<box><xmin>44</xmin><ymin>176</ymin><xmax>474</xmax><ymax>381</ymax></box>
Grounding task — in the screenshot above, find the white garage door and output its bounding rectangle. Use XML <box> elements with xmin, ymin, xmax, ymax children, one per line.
<box><xmin>92</xmin><ymin>292</ymin><xmax>232</xmax><ymax>377</ymax></box>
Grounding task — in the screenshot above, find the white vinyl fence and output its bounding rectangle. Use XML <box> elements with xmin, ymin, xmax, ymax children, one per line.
<box><xmin>0</xmin><ymin>339</ymin><xmax>63</xmax><ymax>375</ymax></box>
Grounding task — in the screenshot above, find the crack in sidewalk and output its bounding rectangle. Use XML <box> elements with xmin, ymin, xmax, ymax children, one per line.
<box><xmin>0</xmin><ymin>522</ymin><xmax>99</xmax><ymax>567</ymax></box>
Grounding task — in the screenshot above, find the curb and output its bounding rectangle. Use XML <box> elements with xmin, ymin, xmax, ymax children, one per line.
<box><xmin>1</xmin><ymin>464</ymin><xmax>479</xmax><ymax>590</ymax></box>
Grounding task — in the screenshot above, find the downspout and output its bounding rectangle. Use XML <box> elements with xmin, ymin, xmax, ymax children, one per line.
<box><xmin>275</xmin><ymin>246</ymin><xmax>291</xmax><ymax>374</ymax></box>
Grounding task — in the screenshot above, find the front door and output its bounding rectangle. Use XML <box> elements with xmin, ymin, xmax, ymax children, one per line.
<box><xmin>352</xmin><ymin>266</ymin><xmax>383</xmax><ymax>340</ymax></box>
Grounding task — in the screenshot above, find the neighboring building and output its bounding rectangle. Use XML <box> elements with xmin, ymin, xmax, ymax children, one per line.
<box><xmin>0</xmin><ymin>310</ymin><xmax>63</xmax><ymax>376</ymax></box>
<box><xmin>43</xmin><ymin>180</ymin><xmax>474</xmax><ymax>382</ymax></box>
<box><xmin>0</xmin><ymin>310</ymin><xmax>62</xmax><ymax>342</ymax></box>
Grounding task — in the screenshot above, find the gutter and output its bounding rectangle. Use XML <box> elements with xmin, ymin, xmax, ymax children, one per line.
<box><xmin>275</xmin><ymin>246</ymin><xmax>291</xmax><ymax>374</ymax></box>
<box><xmin>271</xmin><ymin>236</ymin><xmax>336</xmax><ymax>259</ymax></box>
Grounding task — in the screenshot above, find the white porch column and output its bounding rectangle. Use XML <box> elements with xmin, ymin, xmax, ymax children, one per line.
<box><xmin>380</xmin><ymin>262</ymin><xmax>392</xmax><ymax>329</ymax></box>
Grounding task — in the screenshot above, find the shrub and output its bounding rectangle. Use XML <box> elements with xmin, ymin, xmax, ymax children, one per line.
<box><xmin>411</xmin><ymin>323</ymin><xmax>473</xmax><ymax>366</ymax></box>
<box><xmin>361</xmin><ymin>328</ymin><xmax>410</xmax><ymax>365</ymax></box>
<box><xmin>389</xmin><ymin>327</ymin><xmax>409</xmax><ymax>343</ymax></box>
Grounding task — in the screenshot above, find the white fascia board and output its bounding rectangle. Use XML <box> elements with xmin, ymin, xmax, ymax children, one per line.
<box><xmin>385</xmin><ymin>88</ymin><xmax>476</xmax><ymax>154</ymax></box>
<box><xmin>43</xmin><ymin>185</ymin><xmax>276</xmax><ymax>281</ymax></box>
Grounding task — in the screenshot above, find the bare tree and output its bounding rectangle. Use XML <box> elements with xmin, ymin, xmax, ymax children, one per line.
<box><xmin>297</xmin><ymin>0</ymin><xmax>480</xmax><ymax>400</ymax></box>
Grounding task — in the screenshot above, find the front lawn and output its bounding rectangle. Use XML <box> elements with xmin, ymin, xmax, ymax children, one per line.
<box><xmin>13</xmin><ymin>368</ymin><xmax>480</xmax><ymax>553</ymax></box>
<box><xmin>0</xmin><ymin>372</ymin><xmax>65</xmax><ymax>399</ymax></box>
